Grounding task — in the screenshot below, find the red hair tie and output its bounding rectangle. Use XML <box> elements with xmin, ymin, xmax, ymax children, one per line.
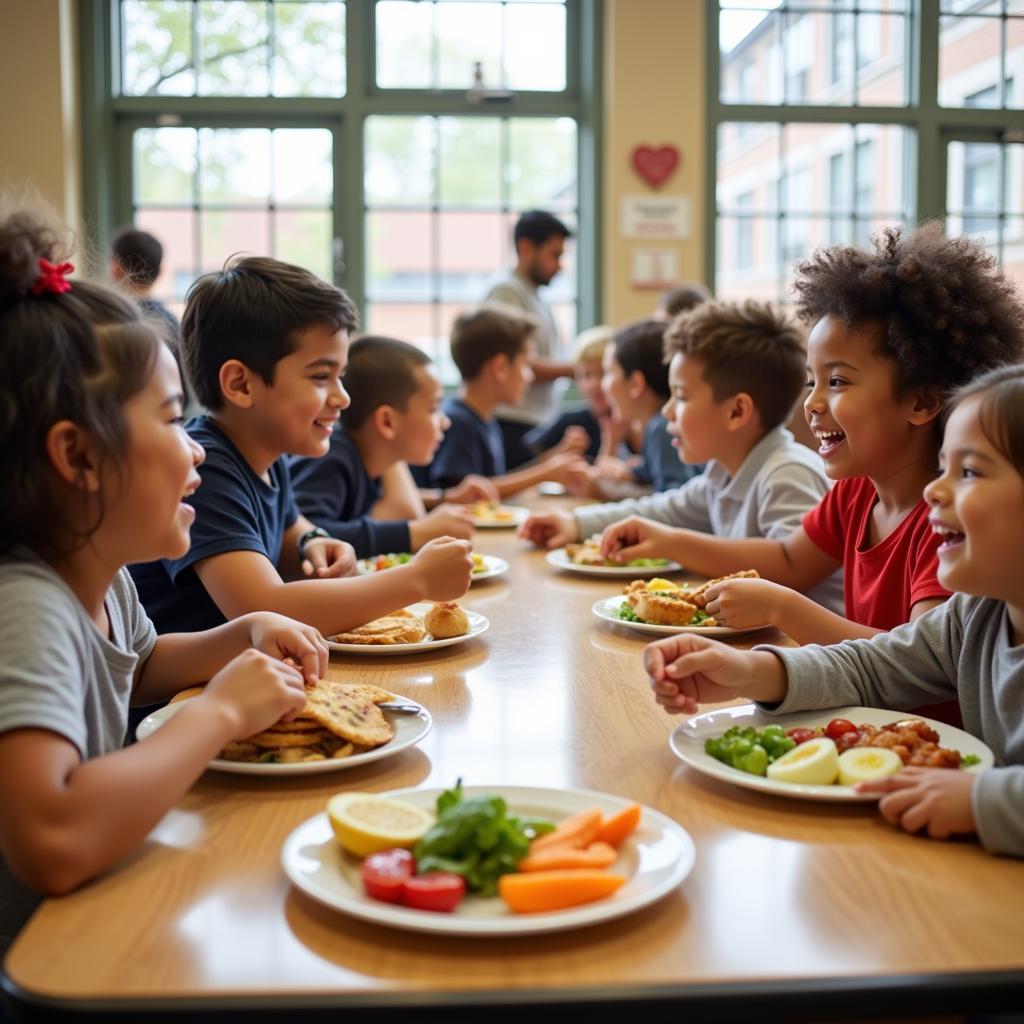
<box><xmin>31</xmin><ymin>257</ymin><xmax>75</xmax><ymax>296</ymax></box>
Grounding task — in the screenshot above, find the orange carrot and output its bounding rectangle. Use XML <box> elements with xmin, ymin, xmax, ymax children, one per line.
<box><xmin>595</xmin><ymin>803</ymin><xmax>642</xmax><ymax>848</ymax></box>
<box><xmin>529</xmin><ymin>808</ymin><xmax>603</xmax><ymax>853</ymax></box>
<box><xmin>518</xmin><ymin>841</ymin><xmax>617</xmax><ymax>873</ymax></box>
<box><xmin>499</xmin><ymin>869</ymin><xmax>626</xmax><ymax>913</ymax></box>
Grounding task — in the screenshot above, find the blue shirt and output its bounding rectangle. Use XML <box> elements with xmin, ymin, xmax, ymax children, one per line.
<box><xmin>130</xmin><ymin>416</ymin><xmax>299</xmax><ymax>634</ymax></box>
<box><xmin>523</xmin><ymin>407</ymin><xmax>602</xmax><ymax>461</ymax></box>
<box><xmin>633</xmin><ymin>413</ymin><xmax>702</xmax><ymax>492</ymax></box>
<box><xmin>290</xmin><ymin>429</ymin><xmax>411</xmax><ymax>558</ymax></box>
<box><xmin>423</xmin><ymin>398</ymin><xmax>506</xmax><ymax>488</ymax></box>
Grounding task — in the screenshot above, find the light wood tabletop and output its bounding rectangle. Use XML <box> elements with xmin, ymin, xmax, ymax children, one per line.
<box><xmin>4</xmin><ymin>494</ymin><xmax>1024</xmax><ymax>1020</ymax></box>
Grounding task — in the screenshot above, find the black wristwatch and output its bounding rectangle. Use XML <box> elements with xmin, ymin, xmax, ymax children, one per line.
<box><xmin>298</xmin><ymin>526</ymin><xmax>331</xmax><ymax>556</ymax></box>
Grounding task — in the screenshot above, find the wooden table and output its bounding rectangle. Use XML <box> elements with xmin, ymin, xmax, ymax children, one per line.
<box><xmin>4</xmin><ymin>498</ymin><xmax>1024</xmax><ymax>1021</ymax></box>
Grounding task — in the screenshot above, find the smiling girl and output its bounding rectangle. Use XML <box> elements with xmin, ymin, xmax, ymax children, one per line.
<box><xmin>645</xmin><ymin>362</ymin><xmax>1024</xmax><ymax>854</ymax></box>
<box><xmin>0</xmin><ymin>205</ymin><xmax>327</xmax><ymax>939</ymax></box>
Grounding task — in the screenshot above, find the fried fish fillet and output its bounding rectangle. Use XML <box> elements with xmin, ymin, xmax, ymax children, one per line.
<box><xmin>686</xmin><ymin>569</ymin><xmax>760</xmax><ymax>608</ymax></box>
<box><xmin>632</xmin><ymin>591</ymin><xmax>700</xmax><ymax>626</ymax></box>
<box><xmin>329</xmin><ymin>609</ymin><xmax>427</xmax><ymax>645</ymax></box>
<box><xmin>301</xmin><ymin>678</ymin><xmax>395</xmax><ymax>747</ymax></box>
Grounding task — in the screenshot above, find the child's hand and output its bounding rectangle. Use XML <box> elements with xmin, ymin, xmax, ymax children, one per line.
<box><xmin>543</xmin><ymin>452</ymin><xmax>589</xmax><ymax>486</ymax></box>
<box><xmin>409</xmin><ymin>536</ymin><xmax>474</xmax><ymax>600</ymax></box>
<box><xmin>599</xmin><ymin>516</ymin><xmax>674</xmax><ymax>563</ymax></box>
<box><xmin>555</xmin><ymin>425</ymin><xmax>590</xmax><ymax>455</ymax></box>
<box><xmin>599</xmin><ymin>413</ymin><xmax>629</xmax><ymax>452</ymax></box>
<box><xmin>563</xmin><ymin>461</ymin><xmax>601</xmax><ymax>498</ymax></box>
<box><xmin>410</xmin><ymin>504</ymin><xmax>474</xmax><ymax>549</ymax></box>
<box><xmin>444</xmin><ymin>474</ymin><xmax>499</xmax><ymax>505</ymax></box>
<box><xmin>592</xmin><ymin>455</ymin><xmax>634</xmax><ymax>482</ymax></box>
<box><xmin>857</xmin><ymin>768</ymin><xmax>978</xmax><ymax>839</ymax></box>
<box><xmin>518</xmin><ymin>510</ymin><xmax>579</xmax><ymax>549</ymax></box>
<box><xmin>244</xmin><ymin>612</ymin><xmax>328</xmax><ymax>685</ymax></box>
<box><xmin>202</xmin><ymin>649</ymin><xmax>308</xmax><ymax>737</ymax></box>
<box><xmin>703</xmin><ymin>577</ymin><xmax>783</xmax><ymax>630</ymax></box>
<box><xmin>302</xmin><ymin>537</ymin><xmax>358</xmax><ymax>579</ymax></box>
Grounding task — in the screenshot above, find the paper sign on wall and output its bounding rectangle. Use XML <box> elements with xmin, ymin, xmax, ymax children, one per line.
<box><xmin>630</xmin><ymin>248</ymin><xmax>679</xmax><ymax>290</ymax></box>
<box><xmin>621</xmin><ymin>196</ymin><xmax>691</xmax><ymax>240</ymax></box>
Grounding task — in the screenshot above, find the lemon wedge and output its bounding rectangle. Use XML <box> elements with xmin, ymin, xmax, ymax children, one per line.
<box><xmin>766</xmin><ymin>737</ymin><xmax>839</xmax><ymax>785</ymax></box>
<box><xmin>646</xmin><ymin>578</ymin><xmax>680</xmax><ymax>592</ymax></box>
<box><xmin>326</xmin><ymin>792</ymin><xmax>434</xmax><ymax>857</ymax></box>
<box><xmin>837</xmin><ymin>746</ymin><xmax>902</xmax><ymax>785</ymax></box>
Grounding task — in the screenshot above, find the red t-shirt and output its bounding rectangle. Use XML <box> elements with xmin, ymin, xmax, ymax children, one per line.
<box><xmin>802</xmin><ymin>476</ymin><xmax>951</xmax><ymax>630</ymax></box>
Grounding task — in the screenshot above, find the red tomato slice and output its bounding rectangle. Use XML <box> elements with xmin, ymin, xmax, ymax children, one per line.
<box><xmin>361</xmin><ymin>848</ymin><xmax>414</xmax><ymax>904</ymax></box>
<box><xmin>835</xmin><ymin>730</ymin><xmax>862</xmax><ymax>753</ymax></box>
<box><xmin>401</xmin><ymin>872</ymin><xmax>466</xmax><ymax>913</ymax></box>
<box><xmin>825</xmin><ymin>718</ymin><xmax>859</xmax><ymax>742</ymax></box>
<box><xmin>786</xmin><ymin>727</ymin><xmax>817</xmax><ymax>745</ymax></box>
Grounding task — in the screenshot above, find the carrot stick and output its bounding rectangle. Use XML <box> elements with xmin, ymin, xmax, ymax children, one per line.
<box><xmin>499</xmin><ymin>869</ymin><xmax>626</xmax><ymax>913</ymax></box>
<box><xmin>595</xmin><ymin>803</ymin><xmax>642</xmax><ymax>848</ymax></box>
<box><xmin>518</xmin><ymin>841</ymin><xmax>617</xmax><ymax>873</ymax></box>
<box><xmin>528</xmin><ymin>808</ymin><xmax>603</xmax><ymax>853</ymax></box>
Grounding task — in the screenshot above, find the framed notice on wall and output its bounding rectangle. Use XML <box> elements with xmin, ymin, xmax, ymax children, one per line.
<box><xmin>620</xmin><ymin>196</ymin><xmax>691</xmax><ymax>240</ymax></box>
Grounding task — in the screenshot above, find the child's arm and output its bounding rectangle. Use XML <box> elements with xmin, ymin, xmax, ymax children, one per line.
<box><xmin>280</xmin><ymin>515</ymin><xmax>358</xmax><ymax>580</ymax></box>
<box><xmin>371</xmin><ymin>462</ymin><xmax>427</xmax><ymax>521</ymax></box>
<box><xmin>0</xmin><ymin>653</ymin><xmax>306</xmax><ymax>894</ymax></box>
<box><xmin>421</xmin><ymin>474</ymin><xmax>499</xmax><ymax>507</ymax></box>
<box><xmin>489</xmin><ymin>451</ymin><xmax>588</xmax><ymax>499</ymax></box>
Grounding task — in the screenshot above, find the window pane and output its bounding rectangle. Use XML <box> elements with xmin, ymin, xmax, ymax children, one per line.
<box><xmin>199</xmin><ymin>128</ymin><xmax>271</xmax><ymax>205</ymax></box>
<box><xmin>273</xmin><ymin>129</ymin><xmax>332</xmax><ymax>205</ymax></box>
<box><xmin>439</xmin><ymin>118</ymin><xmax>502</xmax><ymax>206</ymax></box>
<box><xmin>133</xmin><ymin>127</ymin><xmax>196</xmax><ymax>204</ymax></box>
<box><xmin>438</xmin><ymin>211</ymin><xmax>506</xmax><ymax>302</ymax></box>
<box><xmin>274</xmin><ymin>209</ymin><xmax>332</xmax><ymax>280</ymax></box>
<box><xmin>136</xmin><ymin>206</ymin><xmax>196</xmax><ymax>309</ymax></box>
<box><xmin>436</xmin><ymin>2</ymin><xmax>501</xmax><ymax>90</ymax></box>
<box><xmin>375</xmin><ymin>1</ymin><xmax>433</xmax><ymax>88</ymax></box>
<box><xmin>366</xmin><ymin>211</ymin><xmax>433</xmax><ymax>301</ymax></box>
<box><xmin>197</xmin><ymin>1</ymin><xmax>270</xmax><ymax>96</ymax></box>
<box><xmin>938</xmin><ymin>10</ymin><xmax>1022</xmax><ymax>108</ymax></box>
<box><xmin>508</xmin><ymin>118</ymin><xmax>577</xmax><ymax>210</ymax></box>
<box><xmin>122</xmin><ymin>0</ymin><xmax>195</xmax><ymax>95</ymax></box>
<box><xmin>365</xmin><ymin>116</ymin><xmax>436</xmax><ymax>206</ymax></box>
<box><xmin>504</xmin><ymin>3</ymin><xmax>567</xmax><ymax>90</ymax></box>
<box><xmin>200</xmin><ymin>209</ymin><xmax>271</xmax><ymax>271</ymax></box>
<box><xmin>720</xmin><ymin>8</ymin><xmax>782</xmax><ymax>104</ymax></box>
<box><xmin>272</xmin><ymin>1</ymin><xmax>346</xmax><ymax>97</ymax></box>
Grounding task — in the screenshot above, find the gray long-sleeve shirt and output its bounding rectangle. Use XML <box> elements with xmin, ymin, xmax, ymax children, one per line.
<box><xmin>760</xmin><ymin>593</ymin><xmax>1024</xmax><ymax>857</ymax></box>
<box><xmin>573</xmin><ymin>427</ymin><xmax>844</xmax><ymax>614</ymax></box>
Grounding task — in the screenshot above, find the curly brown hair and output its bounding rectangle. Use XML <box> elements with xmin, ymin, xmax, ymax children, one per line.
<box><xmin>793</xmin><ymin>223</ymin><xmax>1024</xmax><ymax>398</ymax></box>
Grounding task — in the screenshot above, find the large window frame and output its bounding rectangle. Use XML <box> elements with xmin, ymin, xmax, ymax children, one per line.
<box><xmin>80</xmin><ymin>1</ymin><xmax>603</xmax><ymax>330</ymax></box>
<box><xmin>705</xmin><ymin>0</ymin><xmax>1024</xmax><ymax>293</ymax></box>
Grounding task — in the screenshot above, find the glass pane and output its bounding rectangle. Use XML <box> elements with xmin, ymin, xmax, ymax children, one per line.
<box><xmin>274</xmin><ymin>209</ymin><xmax>332</xmax><ymax>280</ymax></box>
<box><xmin>134</xmin><ymin>127</ymin><xmax>196</xmax><ymax>204</ymax></box>
<box><xmin>199</xmin><ymin>128</ymin><xmax>271</xmax><ymax>205</ymax></box>
<box><xmin>1002</xmin><ymin>219</ymin><xmax>1024</xmax><ymax>292</ymax></box>
<box><xmin>939</xmin><ymin>12</ymin><xmax>1004</xmax><ymax>108</ymax></box>
<box><xmin>438</xmin><ymin>211</ymin><xmax>506</xmax><ymax>303</ymax></box>
<box><xmin>272</xmin><ymin>1</ymin><xmax>346</xmax><ymax>97</ymax></box>
<box><xmin>375</xmin><ymin>1</ymin><xmax>432</xmax><ymax>88</ymax></box>
<box><xmin>197</xmin><ymin>1</ymin><xmax>270</xmax><ymax>96</ymax></box>
<box><xmin>505</xmin><ymin>3</ymin><xmax>567</xmax><ymax>90</ymax></box>
<box><xmin>272</xmin><ymin>129</ymin><xmax>332</xmax><ymax>205</ymax></box>
<box><xmin>122</xmin><ymin>0</ymin><xmax>195</xmax><ymax>95</ymax></box>
<box><xmin>135</xmin><ymin>207</ymin><xmax>197</xmax><ymax>305</ymax></box>
<box><xmin>199</xmin><ymin>209</ymin><xmax>271</xmax><ymax>272</ymax></box>
<box><xmin>365</xmin><ymin>116</ymin><xmax>436</xmax><ymax>207</ymax></box>
<box><xmin>436</xmin><ymin>2</ymin><xmax>501</xmax><ymax>90</ymax></box>
<box><xmin>720</xmin><ymin>8</ymin><xmax>782</xmax><ymax>104</ymax></box>
<box><xmin>366</xmin><ymin>211</ymin><xmax>433</xmax><ymax>300</ymax></box>
<box><xmin>856</xmin><ymin>14</ymin><xmax>905</xmax><ymax>106</ymax></box>
<box><xmin>508</xmin><ymin>118</ymin><xmax>577</xmax><ymax>210</ymax></box>
<box><xmin>439</xmin><ymin>118</ymin><xmax>501</xmax><ymax>206</ymax></box>
<box><xmin>365</xmin><ymin>302</ymin><xmax>440</xmax><ymax>356</ymax></box>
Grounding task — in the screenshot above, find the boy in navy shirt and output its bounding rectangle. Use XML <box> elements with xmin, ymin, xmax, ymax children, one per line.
<box><xmin>131</xmin><ymin>257</ymin><xmax>473</xmax><ymax>636</ymax></box>
<box><xmin>291</xmin><ymin>336</ymin><xmax>496</xmax><ymax>558</ymax></box>
<box><xmin>421</xmin><ymin>303</ymin><xmax>586</xmax><ymax>497</ymax></box>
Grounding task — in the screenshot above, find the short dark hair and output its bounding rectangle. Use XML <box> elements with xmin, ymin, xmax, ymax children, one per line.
<box><xmin>181</xmin><ymin>255</ymin><xmax>359</xmax><ymax>411</ymax></box>
<box><xmin>794</xmin><ymin>223</ymin><xmax>1024</xmax><ymax>399</ymax></box>
<box><xmin>111</xmin><ymin>226</ymin><xmax>164</xmax><ymax>286</ymax></box>
<box><xmin>513</xmin><ymin>210</ymin><xmax>571</xmax><ymax>250</ymax></box>
<box><xmin>611</xmin><ymin>319</ymin><xmax>671</xmax><ymax>400</ymax></box>
<box><xmin>450</xmin><ymin>302</ymin><xmax>538</xmax><ymax>381</ymax></box>
<box><xmin>946</xmin><ymin>363</ymin><xmax>1024</xmax><ymax>480</ymax></box>
<box><xmin>659</xmin><ymin>282</ymin><xmax>711</xmax><ymax>319</ymax></box>
<box><xmin>665</xmin><ymin>300</ymin><xmax>806</xmax><ymax>431</ymax></box>
<box><xmin>340</xmin><ymin>335</ymin><xmax>433</xmax><ymax>432</ymax></box>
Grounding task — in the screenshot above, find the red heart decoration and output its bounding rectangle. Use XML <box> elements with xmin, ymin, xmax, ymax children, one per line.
<box><xmin>631</xmin><ymin>145</ymin><xmax>680</xmax><ymax>189</ymax></box>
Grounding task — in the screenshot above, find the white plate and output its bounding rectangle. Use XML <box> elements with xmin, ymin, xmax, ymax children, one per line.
<box><xmin>468</xmin><ymin>505</ymin><xmax>528</xmax><ymax>528</ymax></box>
<box><xmin>281</xmin><ymin>785</ymin><xmax>695</xmax><ymax>936</ymax></box>
<box><xmin>592</xmin><ymin>595</ymin><xmax>766</xmax><ymax>637</ymax></box>
<box><xmin>136</xmin><ymin>698</ymin><xmax>432</xmax><ymax>777</ymax></box>
<box><xmin>536</xmin><ymin>481</ymin><xmax>567</xmax><ymax>496</ymax></box>
<box><xmin>670</xmin><ymin>704</ymin><xmax>994</xmax><ymax>803</ymax></box>
<box><xmin>546</xmin><ymin>547</ymin><xmax>683</xmax><ymax>578</ymax></box>
<box><xmin>356</xmin><ymin>554</ymin><xmax>508</xmax><ymax>583</ymax></box>
<box><xmin>325</xmin><ymin>603</ymin><xmax>489</xmax><ymax>655</ymax></box>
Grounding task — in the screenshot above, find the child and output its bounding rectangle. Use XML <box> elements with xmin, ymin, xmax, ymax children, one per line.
<box><xmin>646</xmin><ymin>363</ymin><xmax>1024</xmax><ymax>857</ymax></box>
<box><xmin>130</xmin><ymin>257</ymin><xmax>473</xmax><ymax>637</ymax></box>
<box><xmin>290</xmin><ymin>335</ymin><xmax>485</xmax><ymax>558</ymax></box>
<box><xmin>596</xmin><ymin>227</ymin><xmax>1024</xmax><ymax>647</ymax></box>
<box><xmin>418</xmin><ymin>302</ymin><xmax>586</xmax><ymax>498</ymax></box>
<box><xmin>0</xmin><ymin>207</ymin><xmax>322</xmax><ymax>926</ymax></box>
<box><xmin>653</xmin><ymin>281</ymin><xmax>711</xmax><ymax>322</ymax></box>
<box><xmin>519</xmin><ymin>301</ymin><xmax>843</xmax><ymax>613</ymax></box>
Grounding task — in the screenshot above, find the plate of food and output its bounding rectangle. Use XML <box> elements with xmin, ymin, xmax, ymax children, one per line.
<box><xmin>592</xmin><ymin>573</ymin><xmax>767</xmax><ymax>637</ymax></box>
<box><xmin>325</xmin><ymin>602</ymin><xmax>488</xmax><ymax>655</ymax></box>
<box><xmin>357</xmin><ymin>552</ymin><xmax>508</xmax><ymax>583</ymax></box>
<box><xmin>669</xmin><ymin>704</ymin><xmax>993</xmax><ymax>803</ymax></box>
<box><xmin>281</xmin><ymin>783</ymin><xmax>696</xmax><ymax>936</ymax></box>
<box><xmin>466</xmin><ymin>501</ymin><xmax>528</xmax><ymax>528</ymax></box>
<box><xmin>546</xmin><ymin>539</ymin><xmax>682</xmax><ymax>577</ymax></box>
<box><xmin>136</xmin><ymin>680</ymin><xmax>432</xmax><ymax>776</ymax></box>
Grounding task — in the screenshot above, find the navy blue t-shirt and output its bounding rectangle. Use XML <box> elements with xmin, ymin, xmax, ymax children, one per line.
<box><xmin>290</xmin><ymin>428</ymin><xmax>411</xmax><ymax>558</ymax></box>
<box><xmin>423</xmin><ymin>398</ymin><xmax>506</xmax><ymax>488</ymax></box>
<box><xmin>130</xmin><ymin>416</ymin><xmax>299</xmax><ymax>634</ymax></box>
<box><xmin>633</xmin><ymin>413</ymin><xmax>703</xmax><ymax>493</ymax></box>
<box><xmin>523</xmin><ymin>407</ymin><xmax>602</xmax><ymax>461</ymax></box>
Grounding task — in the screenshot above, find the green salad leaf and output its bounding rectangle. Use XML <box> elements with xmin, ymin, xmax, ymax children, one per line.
<box><xmin>961</xmin><ymin>753</ymin><xmax>981</xmax><ymax>768</ymax></box>
<box><xmin>618</xmin><ymin>603</ymin><xmax>712</xmax><ymax>627</ymax></box>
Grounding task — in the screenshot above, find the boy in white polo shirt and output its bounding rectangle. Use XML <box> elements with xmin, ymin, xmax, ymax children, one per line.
<box><xmin>520</xmin><ymin>300</ymin><xmax>844</xmax><ymax>614</ymax></box>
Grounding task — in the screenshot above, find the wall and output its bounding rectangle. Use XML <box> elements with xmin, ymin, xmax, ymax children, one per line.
<box><xmin>601</xmin><ymin>0</ymin><xmax>707</xmax><ymax>326</ymax></box>
<box><xmin>0</xmin><ymin>0</ymin><xmax>81</xmax><ymax>232</ymax></box>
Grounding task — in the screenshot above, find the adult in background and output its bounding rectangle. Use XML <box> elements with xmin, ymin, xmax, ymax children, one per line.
<box><xmin>484</xmin><ymin>210</ymin><xmax>575</xmax><ymax>468</ymax></box>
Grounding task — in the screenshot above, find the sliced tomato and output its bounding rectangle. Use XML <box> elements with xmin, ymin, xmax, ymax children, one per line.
<box><xmin>361</xmin><ymin>848</ymin><xmax>414</xmax><ymax>903</ymax></box>
<box><xmin>786</xmin><ymin>727</ymin><xmax>817</xmax><ymax>746</ymax></box>
<box><xmin>824</xmin><ymin>718</ymin><xmax>859</xmax><ymax>742</ymax></box>
<box><xmin>835</xmin><ymin>729</ymin><xmax>862</xmax><ymax>753</ymax></box>
<box><xmin>401</xmin><ymin>872</ymin><xmax>466</xmax><ymax>913</ymax></box>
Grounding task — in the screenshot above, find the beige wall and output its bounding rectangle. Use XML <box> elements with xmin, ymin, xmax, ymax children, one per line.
<box><xmin>0</xmin><ymin>0</ymin><xmax>80</xmax><ymax>230</ymax></box>
<box><xmin>601</xmin><ymin>0</ymin><xmax>707</xmax><ymax>326</ymax></box>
